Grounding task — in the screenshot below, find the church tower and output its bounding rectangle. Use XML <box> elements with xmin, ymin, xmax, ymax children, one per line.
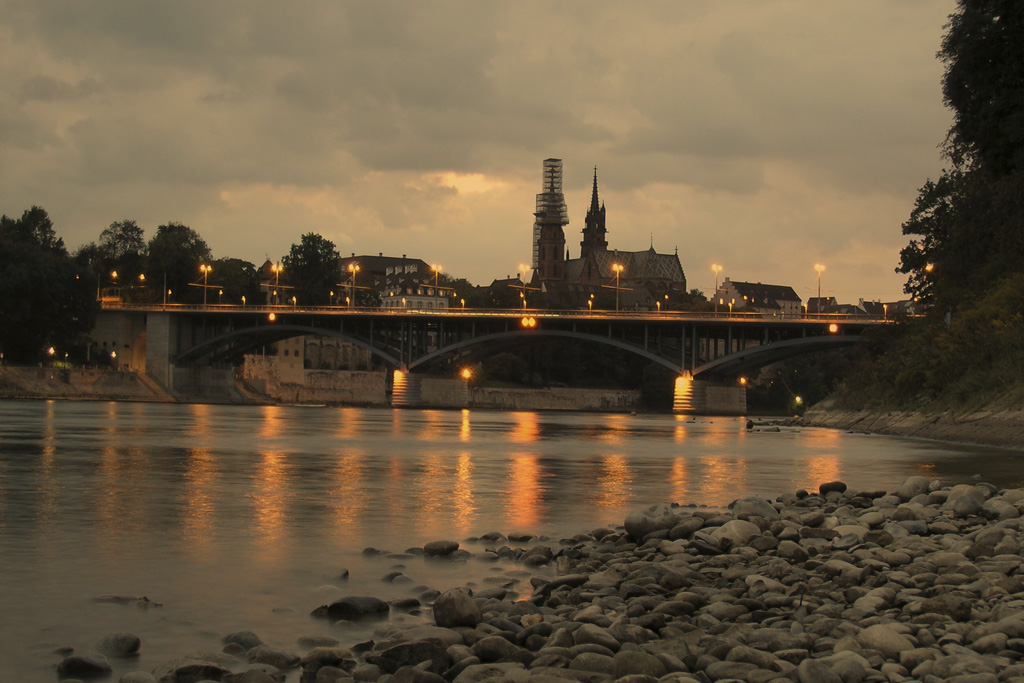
<box><xmin>533</xmin><ymin>158</ymin><xmax>569</xmax><ymax>283</ymax></box>
<box><xmin>580</xmin><ymin>167</ymin><xmax>608</xmax><ymax>259</ymax></box>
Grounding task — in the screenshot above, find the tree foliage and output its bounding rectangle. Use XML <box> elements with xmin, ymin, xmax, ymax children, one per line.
<box><xmin>146</xmin><ymin>222</ymin><xmax>212</xmax><ymax>304</ymax></box>
<box><xmin>282</xmin><ymin>233</ymin><xmax>340</xmax><ymax>306</ymax></box>
<box><xmin>0</xmin><ymin>207</ymin><xmax>96</xmax><ymax>362</ymax></box>
<box><xmin>899</xmin><ymin>1</ymin><xmax>1024</xmax><ymax>313</ymax></box>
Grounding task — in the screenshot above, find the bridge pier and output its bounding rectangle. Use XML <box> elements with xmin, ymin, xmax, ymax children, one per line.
<box><xmin>674</xmin><ymin>374</ymin><xmax>747</xmax><ymax>416</ymax></box>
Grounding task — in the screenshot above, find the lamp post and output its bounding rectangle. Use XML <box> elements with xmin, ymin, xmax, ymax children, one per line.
<box><xmin>348</xmin><ymin>263</ymin><xmax>360</xmax><ymax>308</ymax></box>
<box><xmin>432</xmin><ymin>264</ymin><xmax>442</xmax><ymax>300</ymax></box>
<box><xmin>612</xmin><ymin>263</ymin><xmax>624</xmax><ymax>311</ymax></box>
<box><xmin>814</xmin><ymin>263</ymin><xmax>826</xmax><ymax>315</ymax></box>
<box><xmin>588</xmin><ymin>294</ymin><xmax>593</xmax><ymax>314</ymax></box>
<box><xmin>711</xmin><ymin>263</ymin><xmax>723</xmax><ymax>313</ymax></box>
<box><xmin>271</xmin><ymin>263</ymin><xmax>283</xmax><ymax>304</ymax></box>
<box><xmin>199</xmin><ymin>264</ymin><xmax>212</xmax><ymax>306</ymax></box>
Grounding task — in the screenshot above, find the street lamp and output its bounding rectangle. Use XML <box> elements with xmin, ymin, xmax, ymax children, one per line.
<box><xmin>461</xmin><ymin>298</ymin><xmax>465</xmax><ymax>309</ymax></box>
<box><xmin>612</xmin><ymin>263</ymin><xmax>624</xmax><ymax>311</ymax></box>
<box><xmin>432</xmin><ymin>264</ymin><xmax>442</xmax><ymax>299</ymax></box>
<box><xmin>814</xmin><ymin>263</ymin><xmax>826</xmax><ymax>315</ymax></box>
<box><xmin>271</xmin><ymin>263</ymin><xmax>283</xmax><ymax>304</ymax></box>
<box><xmin>348</xmin><ymin>263</ymin><xmax>360</xmax><ymax>308</ymax></box>
<box><xmin>241</xmin><ymin>295</ymin><xmax>246</xmax><ymax>307</ymax></box>
<box><xmin>218</xmin><ymin>289</ymin><xmax>223</xmax><ymax>305</ymax></box>
<box><xmin>588</xmin><ymin>294</ymin><xmax>594</xmax><ymax>314</ymax></box>
<box><xmin>199</xmin><ymin>264</ymin><xmax>212</xmax><ymax>306</ymax></box>
<box><xmin>711</xmin><ymin>263</ymin><xmax>723</xmax><ymax>313</ymax></box>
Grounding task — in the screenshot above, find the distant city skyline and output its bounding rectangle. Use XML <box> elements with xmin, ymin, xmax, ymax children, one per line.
<box><xmin>1</xmin><ymin>1</ymin><xmax>955</xmax><ymax>303</ymax></box>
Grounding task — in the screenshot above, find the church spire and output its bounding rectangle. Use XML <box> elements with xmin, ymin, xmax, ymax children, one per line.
<box><xmin>580</xmin><ymin>165</ymin><xmax>608</xmax><ymax>259</ymax></box>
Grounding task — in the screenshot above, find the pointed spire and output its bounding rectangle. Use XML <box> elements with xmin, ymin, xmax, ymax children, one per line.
<box><xmin>590</xmin><ymin>166</ymin><xmax>600</xmax><ymax>212</ymax></box>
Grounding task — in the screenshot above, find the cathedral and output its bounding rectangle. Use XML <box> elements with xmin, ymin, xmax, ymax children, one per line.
<box><xmin>531</xmin><ymin>159</ymin><xmax>687</xmax><ymax>308</ymax></box>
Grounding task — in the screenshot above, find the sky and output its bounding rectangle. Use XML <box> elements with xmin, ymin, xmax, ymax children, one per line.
<box><xmin>1</xmin><ymin>1</ymin><xmax>956</xmax><ymax>303</ymax></box>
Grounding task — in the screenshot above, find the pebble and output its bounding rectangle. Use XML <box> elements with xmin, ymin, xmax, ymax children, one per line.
<box><xmin>52</xmin><ymin>476</ymin><xmax>1024</xmax><ymax>682</ymax></box>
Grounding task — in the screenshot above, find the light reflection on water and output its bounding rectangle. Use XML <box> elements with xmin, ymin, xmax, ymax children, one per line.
<box><xmin>1</xmin><ymin>400</ymin><xmax>1022</xmax><ymax>681</ymax></box>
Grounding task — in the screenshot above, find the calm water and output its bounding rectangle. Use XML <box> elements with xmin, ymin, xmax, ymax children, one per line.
<box><xmin>1</xmin><ymin>400</ymin><xmax>1022</xmax><ymax>681</ymax></box>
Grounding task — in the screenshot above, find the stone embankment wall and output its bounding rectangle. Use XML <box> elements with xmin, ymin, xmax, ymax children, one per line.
<box><xmin>805</xmin><ymin>404</ymin><xmax>1024</xmax><ymax>450</ymax></box>
<box><xmin>240</xmin><ymin>356</ymin><xmax>387</xmax><ymax>405</ymax></box>
<box><xmin>469</xmin><ymin>385</ymin><xmax>642</xmax><ymax>412</ymax></box>
<box><xmin>0</xmin><ymin>366</ymin><xmax>173</xmax><ymax>401</ymax></box>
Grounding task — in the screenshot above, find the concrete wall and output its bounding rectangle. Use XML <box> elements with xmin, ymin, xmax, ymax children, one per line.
<box><xmin>470</xmin><ymin>386</ymin><xmax>642</xmax><ymax>412</ymax></box>
<box><xmin>241</xmin><ymin>355</ymin><xmax>387</xmax><ymax>404</ymax></box>
<box><xmin>91</xmin><ymin>311</ymin><xmax>149</xmax><ymax>372</ymax></box>
<box><xmin>420</xmin><ymin>378</ymin><xmax>470</xmax><ymax>408</ymax></box>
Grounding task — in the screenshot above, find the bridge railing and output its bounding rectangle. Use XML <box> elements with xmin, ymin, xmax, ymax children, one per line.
<box><xmin>98</xmin><ymin>301</ymin><xmax>891</xmax><ymax>323</ymax></box>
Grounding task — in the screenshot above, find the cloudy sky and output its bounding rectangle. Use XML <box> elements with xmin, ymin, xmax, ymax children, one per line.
<box><xmin>2</xmin><ymin>1</ymin><xmax>955</xmax><ymax>303</ymax></box>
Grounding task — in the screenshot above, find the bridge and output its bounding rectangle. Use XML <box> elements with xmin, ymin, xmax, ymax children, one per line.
<box><xmin>94</xmin><ymin>303</ymin><xmax>885</xmax><ymax>412</ymax></box>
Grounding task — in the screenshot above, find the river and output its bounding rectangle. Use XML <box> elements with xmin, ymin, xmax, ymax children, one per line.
<box><xmin>1</xmin><ymin>399</ymin><xmax>1021</xmax><ymax>681</ymax></box>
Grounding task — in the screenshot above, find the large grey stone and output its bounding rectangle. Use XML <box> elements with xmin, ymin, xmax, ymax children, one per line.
<box><xmin>433</xmin><ymin>588</ymin><xmax>482</xmax><ymax>628</ymax></box>
<box><xmin>730</xmin><ymin>497</ymin><xmax>780</xmax><ymax>521</ymax></box>
<box><xmin>327</xmin><ymin>596</ymin><xmax>390</xmax><ymax>620</ymax></box>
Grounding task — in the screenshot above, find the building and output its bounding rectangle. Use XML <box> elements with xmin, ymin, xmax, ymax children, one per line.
<box><xmin>717</xmin><ymin>278</ymin><xmax>802</xmax><ymax>317</ymax></box>
<box><xmin>529</xmin><ymin>159</ymin><xmax>687</xmax><ymax>308</ymax></box>
<box><xmin>533</xmin><ymin>158</ymin><xmax>570</xmax><ymax>283</ymax></box>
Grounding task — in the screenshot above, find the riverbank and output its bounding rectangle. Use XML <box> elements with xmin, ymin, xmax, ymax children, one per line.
<box><xmin>51</xmin><ymin>476</ymin><xmax>1024</xmax><ymax>682</ymax></box>
<box><xmin>804</xmin><ymin>399</ymin><xmax>1024</xmax><ymax>450</ymax></box>
<box><xmin>0</xmin><ymin>365</ymin><xmax>175</xmax><ymax>402</ymax></box>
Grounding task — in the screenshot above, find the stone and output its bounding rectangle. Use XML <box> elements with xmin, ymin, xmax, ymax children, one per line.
<box><xmin>57</xmin><ymin>655</ymin><xmax>112</xmax><ymax>678</ymax></box>
<box><xmin>151</xmin><ymin>656</ymin><xmax>232</xmax><ymax>683</ymax></box>
<box><xmin>624</xmin><ymin>505</ymin><xmax>679</xmax><ymax>540</ymax></box>
<box><xmin>451</xmin><ymin>662</ymin><xmax>528</xmax><ymax>683</ymax></box>
<box><xmin>247</xmin><ymin>644</ymin><xmax>300</xmax><ymax>669</ymax></box>
<box><xmin>857</xmin><ymin>623</ymin><xmax>915</xmax><ymax>658</ymax></box>
<box><xmin>709</xmin><ymin>519</ymin><xmax>761</xmax><ymax>546</ymax></box>
<box><xmin>327</xmin><ymin>596</ymin><xmax>390</xmax><ymax>620</ymax></box>
<box><xmin>731</xmin><ymin>497</ymin><xmax>781</xmax><ymax>521</ymax></box>
<box><xmin>424</xmin><ymin>540</ymin><xmax>460</xmax><ymax>556</ymax></box>
<box><xmin>223</xmin><ymin>630</ymin><xmax>264</xmax><ymax>650</ymax></box>
<box><xmin>365</xmin><ymin>641</ymin><xmax>452</xmax><ymax>675</ymax></box>
<box><xmin>612</xmin><ymin>650</ymin><xmax>667</xmax><ymax>678</ymax></box>
<box><xmin>796</xmin><ymin>658</ymin><xmax>843</xmax><ymax>683</ymax></box>
<box><xmin>300</xmin><ymin>646</ymin><xmax>355</xmax><ymax>675</ymax></box>
<box><xmin>433</xmin><ymin>588</ymin><xmax>482</xmax><ymax>628</ymax></box>
<box><xmin>99</xmin><ymin>632</ymin><xmax>141</xmax><ymax>658</ymax></box>
<box><xmin>898</xmin><ymin>476</ymin><xmax>931</xmax><ymax>501</ymax></box>
<box><xmin>819</xmin><ymin>481</ymin><xmax>848</xmax><ymax>496</ymax></box>
<box><xmin>118</xmin><ymin>673</ymin><xmax>157</xmax><ymax>683</ymax></box>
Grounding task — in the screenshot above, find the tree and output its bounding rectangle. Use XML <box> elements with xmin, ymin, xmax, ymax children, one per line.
<box><xmin>211</xmin><ymin>257</ymin><xmax>260</xmax><ymax>306</ymax></box>
<box><xmin>0</xmin><ymin>207</ymin><xmax>96</xmax><ymax>362</ymax></box>
<box><xmin>899</xmin><ymin>1</ymin><xmax>1024</xmax><ymax>309</ymax></box>
<box><xmin>282</xmin><ymin>233</ymin><xmax>340</xmax><ymax>306</ymax></box>
<box><xmin>940</xmin><ymin>0</ymin><xmax>1024</xmax><ymax>176</ymax></box>
<box><xmin>146</xmin><ymin>222</ymin><xmax>212</xmax><ymax>304</ymax></box>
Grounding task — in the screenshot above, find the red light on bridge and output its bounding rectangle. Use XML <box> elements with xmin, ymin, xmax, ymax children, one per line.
<box><xmin>520</xmin><ymin>316</ymin><xmax>537</xmax><ymax>328</ymax></box>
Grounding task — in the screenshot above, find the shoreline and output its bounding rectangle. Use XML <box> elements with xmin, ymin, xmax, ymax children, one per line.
<box><xmin>51</xmin><ymin>476</ymin><xmax>1024</xmax><ymax>682</ymax></box>
<box><xmin>803</xmin><ymin>404</ymin><xmax>1024</xmax><ymax>451</ymax></box>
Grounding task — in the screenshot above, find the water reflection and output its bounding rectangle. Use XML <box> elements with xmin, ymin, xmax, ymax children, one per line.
<box><xmin>183</xmin><ymin>448</ymin><xmax>217</xmax><ymax>554</ymax></box>
<box><xmin>452</xmin><ymin>452</ymin><xmax>476</xmax><ymax>534</ymax></box>
<box><xmin>591</xmin><ymin>454</ymin><xmax>632</xmax><ymax>509</ymax></box>
<box><xmin>803</xmin><ymin>455</ymin><xmax>842</xmax><ymax>491</ymax></box>
<box><xmin>252</xmin><ymin>449</ymin><xmax>289</xmax><ymax>562</ymax></box>
<box><xmin>507</xmin><ymin>454</ymin><xmax>542</xmax><ymax>529</ymax></box>
<box><xmin>671</xmin><ymin>458</ymin><xmax>689</xmax><ymax>501</ymax></box>
<box><xmin>460</xmin><ymin>409</ymin><xmax>471</xmax><ymax>442</ymax></box>
<box><xmin>333</xmin><ymin>450</ymin><xmax>368</xmax><ymax>531</ymax></box>
<box><xmin>511</xmin><ymin>413</ymin><xmax>540</xmax><ymax>443</ymax></box>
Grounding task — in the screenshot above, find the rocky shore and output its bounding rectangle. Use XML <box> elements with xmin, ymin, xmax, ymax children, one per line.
<box><xmin>51</xmin><ymin>476</ymin><xmax>1024</xmax><ymax>683</ymax></box>
<box><xmin>803</xmin><ymin>404</ymin><xmax>1024</xmax><ymax>450</ymax></box>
